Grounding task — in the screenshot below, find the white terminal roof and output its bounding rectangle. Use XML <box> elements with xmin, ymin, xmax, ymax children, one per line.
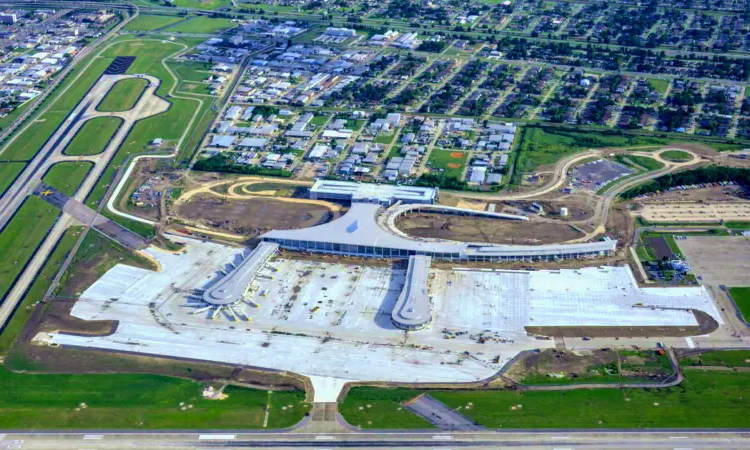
<box><xmin>391</xmin><ymin>255</ymin><xmax>432</xmax><ymax>329</ymax></box>
<box><xmin>202</xmin><ymin>242</ymin><xmax>278</xmax><ymax>305</ymax></box>
<box><xmin>310</xmin><ymin>179</ymin><xmax>437</xmax><ymax>204</ymax></box>
<box><xmin>262</xmin><ymin>203</ymin><xmax>616</xmax><ymax>258</ymax></box>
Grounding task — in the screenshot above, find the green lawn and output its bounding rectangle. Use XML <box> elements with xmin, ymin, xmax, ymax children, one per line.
<box><xmin>86</xmin><ymin>38</ymin><xmax>210</xmax><ymax>209</ymax></box>
<box><xmin>725</xmin><ymin>221</ymin><xmax>750</xmax><ymax>229</ymax></box>
<box><xmin>728</xmin><ymin>287</ymin><xmax>750</xmax><ymax>322</ymax></box>
<box><xmin>509</xmin><ymin>126</ymin><xmax>670</xmax><ymax>187</ymax></box>
<box><xmin>63</xmin><ymin>117</ymin><xmax>122</xmax><ymax>156</ymax></box>
<box><xmin>0</xmin><ymin>162</ymin><xmax>26</xmax><ymax>197</ymax></box>
<box><xmin>0</xmin><ymin>366</ymin><xmax>307</xmax><ymax>429</ymax></box>
<box><xmin>374</xmin><ymin>132</ymin><xmax>396</xmax><ymax>145</ymax></box>
<box><xmin>0</xmin><ymin>100</ymin><xmax>31</xmax><ymax>132</ymax></box>
<box><xmin>169</xmin><ymin>60</ymin><xmax>215</xmax><ymax>96</ymax></box>
<box><xmin>42</xmin><ymin>162</ymin><xmax>93</xmax><ymax>197</ymax></box>
<box><xmin>310</xmin><ymin>115</ymin><xmax>329</xmax><ymax>127</ymax></box>
<box><xmin>124</xmin><ymin>14</ymin><xmax>185</xmax><ymax>31</ymax></box>
<box><xmin>660</xmin><ymin>150</ymin><xmax>692</xmax><ymax>162</ymax></box>
<box><xmin>164</xmin><ymin>16</ymin><xmax>235</xmax><ymax>33</ymax></box>
<box><xmin>97</xmin><ymin>78</ymin><xmax>148</xmax><ymax>112</ymax></box>
<box><xmin>646</xmin><ymin>78</ymin><xmax>670</xmax><ymax>95</ymax></box>
<box><xmin>171</xmin><ymin>0</ymin><xmax>232</xmax><ymax>10</ymax></box>
<box><xmin>340</xmin><ymin>352</ymin><xmax>750</xmax><ymax>429</ymax></box>
<box><xmin>432</xmin><ymin>371</ymin><xmax>750</xmax><ymax>428</ymax></box>
<box><xmin>427</xmin><ymin>149</ymin><xmax>468</xmax><ymax>178</ymax></box>
<box><xmin>681</xmin><ymin>350</ymin><xmax>750</xmax><ymax>368</ymax></box>
<box><xmin>0</xmin><ymin>52</ymin><xmax>113</xmax><ymax>161</ymax></box>
<box><xmin>0</xmin><ymin>227</ymin><xmax>82</xmax><ymax>354</ymax></box>
<box><xmin>339</xmin><ymin>387</ymin><xmax>434</xmax><ymax>429</ymax></box>
<box><xmin>0</xmin><ymin>197</ymin><xmax>60</xmax><ymax>301</ymax></box>
<box><xmin>618</xmin><ymin>154</ymin><xmax>664</xmax><ymax>171</ymax></box>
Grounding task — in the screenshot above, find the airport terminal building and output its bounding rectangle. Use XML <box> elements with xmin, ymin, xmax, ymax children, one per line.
<box><xmin>261</xmin><ymin>181</ymin><xmax>616</xmax><ymax>262</ymax></box>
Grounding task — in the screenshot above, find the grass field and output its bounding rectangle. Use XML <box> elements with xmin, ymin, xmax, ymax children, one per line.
<box><xmin>373</xmin><ymin>132</ymin><xmax>396</xmax><ymax>145</ymax></box>
<box><xmin>433</xmin><ymin>371</ymin><xmax>750</xmax><ymax>428</ymax></box>
<box><xmin>0</xmin><ymin>197</ymin><xmax>60</xmax><ymax>301</ymax></box>
<box><xmin>56</xmin><ymin>227</ymin><xmax>157</xmax><ymax>298</ymax></box>
<box><xmin>0</xmin><ymin>162</ymin><xmax>26</xmax><ymax>197</ymax></box>
<box><xmin>428</xmin><ymin>149</ymin><xmax>468</xmax><ymax>178</ymax></box>
<box><xmin>164</xmin><ymin>16</ymin><xmax>235</xmax><ymax>33</ymax></box>
<box><xmin>170</xmin><ymin>60</ymin><xmax>214</xmax><ymax>96</ymax></box>
<box><xmin>681</xmin><ymin>350</ymin><xmax>750</xmax><ymax>368</ymax></box>
<box><xmin>617</xmin><ymin>154</ymin><xmax>664</xmax><ymax>171</ymax></box>
<box><xmin>42</xmin><ymin>162</ymin><xmax>93</xmax><ymax>197</ymax></box>
<box><xmin>85</xmin><ymin>37</ymin><xmax>210</xmax><ymax>210</ymax></box>
<box><xmin>171</xmin><ymin>0</ymin><xmax>232</xmax><ymax>9</ymax></box>
<box><xmin>339</xmin><ymin>387</ymin><xmax>434</xmax><ymax>429</ymax></box>
<box><xmin>341</xmin><ymin>368</ymin><xmax>750</xmax><ymax>428</ymax></box>
<box><xmin>509</xmin><ymin>127</ymin><xmax>669</xmax><ymax>188</ymax></box>
<box><xmin>124</xmin><ymin>14</ymin><xmax>185</xmax><ymax>31</ymax></box>
<box><xmin>97</xmin><ymin>78</ymin><xmax>148</xmax><ymax>112</ymax></box>
<box><xmin>0</xmin><ymin>367</ymin><xmax>307</xmax><ymax>429</ymax></box>
<box><xmin>0</xmin><ymin>227</ymin><xmax>82</xmax><ymax>355</ymax></box>
<box><xmin>0</xmin><ymin>53</ymin><xmax>112</xmax><ymax>161</ymax></box>
<box><xmin>660</xmin><ymin>149</ymin><xmax>693</xmax><ymax>162</ymax></box>
<box><xmin>63</xmin><ymin>117</ymin><xmax>122</xmax><ymax>156</ymax></box>
<box><xmin>647</xmin><ymin>78</ymin><xmax>670</xmax><ymax>95</ymax></box>
<box><xmin>727</xmin><ymin>287</ymin><xmax>750</xmax><ymax>322</ymax></box>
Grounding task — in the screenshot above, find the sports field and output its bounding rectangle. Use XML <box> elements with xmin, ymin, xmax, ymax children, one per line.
<box><xmin>428</xmin><ymin>149</ymin><xmax>468</xmax><ymax>178</ymax></box>
<box><xmin>63</xmin><ymin>117</ymin><xmax>122</xmax><ymax>156</ymax></box>
<box><xmin>97</xmin><ymin>78</ymin><xmax>148</xmax><ymax>112</ymax></box>
<box><xmin>124</xmin><ymin>14</ymin><xmax>185</xmax><ymax>31</ymax></box>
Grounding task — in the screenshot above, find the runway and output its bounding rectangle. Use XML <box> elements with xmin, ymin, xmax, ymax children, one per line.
<box><xmin>0</xmin><ymin>71</ymin><xmax>169</xmax><ymax>335</ymax></box>
<box><xmin>1</xmin><ymin>430</ymin><xmax>748</xmax><ymax>449</ymax></box>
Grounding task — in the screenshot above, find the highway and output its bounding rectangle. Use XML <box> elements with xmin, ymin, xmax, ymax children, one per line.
<box><xmin>1</xmin><ymin>430</ymin><xmax>749</xmax><ymax>449</ymax></box>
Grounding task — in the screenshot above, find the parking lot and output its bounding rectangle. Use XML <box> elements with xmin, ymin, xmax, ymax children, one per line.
<box><xmin>571</xmin><ymin>159</ymin><xmax>633</xmax><ymax>191</ymax></box>
<box><xmin>677</xmin><ymin>236</ymin><xmax>750</xmax><ymax>285</ymax></box>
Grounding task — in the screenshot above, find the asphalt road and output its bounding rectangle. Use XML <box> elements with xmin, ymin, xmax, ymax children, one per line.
<box><xmin>1</xmin><ymin>430</ymin><xmax>749</xmax><ymax>449</ymax></box>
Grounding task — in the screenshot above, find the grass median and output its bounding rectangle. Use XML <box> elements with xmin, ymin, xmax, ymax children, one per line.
<box><xmin>97</xmin><ymin>78</ymin><xmax>148</xmax><ymax>112</ymax></box>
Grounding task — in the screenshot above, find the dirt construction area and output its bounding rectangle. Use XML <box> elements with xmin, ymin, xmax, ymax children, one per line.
<box><xmin>176</xmin><ymin>195</ymin><xmax>339</xmax><ymax>236</ymax></box>
<box><xmin>395</xmin><ymin>213</ymin><xmax>583</xmax><ymax>245</ymax></box>
<box><xmin>636</xmin><ymin>200</ymin><xmax>750</xmax><ymax>223</ymax></box>
<box><xmin>677</xmin><ymin>236</ymin><xmax>750</xmax><ymax>286</ymax></box>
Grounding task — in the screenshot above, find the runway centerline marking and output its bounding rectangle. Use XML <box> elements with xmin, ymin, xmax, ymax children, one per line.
<box><xmin>432</xmin><ymin>435</ymin><xmax>453</xmax><ymax>440</ymax></box>
<box><xmin>315</xmin><ymin>436</ymin><xmax>335</xmax><ymax>440</ymax></box>
<box><xmin>83</xmin><ymin>435</ymin><xmax>103</xmax><ymax>440</ymax></box>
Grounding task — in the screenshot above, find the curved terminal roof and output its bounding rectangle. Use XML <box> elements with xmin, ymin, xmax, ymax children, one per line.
<box><xmin>261</xmin><ymin>203</ymin><xmax>615</xmax><ymax>259</ymax></box>
<box><xmin>202</xmin><ymin>242</ymin><xmax>278</xmax><ymax>305</ymax></box>
<box><xmin>392</xmin><ymin>255</ymin><xmax>432</xmax><ymax>329</ymax></box>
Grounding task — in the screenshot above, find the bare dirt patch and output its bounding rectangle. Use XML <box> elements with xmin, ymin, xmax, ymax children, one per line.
<box><xmin>176</xmin><ymin>195</ymin><xmax>341</xmax><ymax>236</ymax></box>
<box><xmin>446</xmin><ymin>163</ymin><xmax>461</xmax><ymax>169</ymax></box>
<box><xmin>507</xmin><ymin>349</ymin><xmax>618</xmax><ymax>381</ymax></box>
<box><xmin>395</xmin><ymin>213</ymin><xmax>583</xmax><ymax>244</ymax></box>
<box><xmin>449</xmin><ymin>151</ymin><xmax>464</xmax><ymax>158</ymax></box>
<box><xmin>606</xmin><ymin>204</ymin><xmax>635</xmax><ymax>245</ymax></box>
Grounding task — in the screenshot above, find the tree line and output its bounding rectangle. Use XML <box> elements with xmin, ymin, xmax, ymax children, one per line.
<box><xmin>621</xmin><ymin>166</ymin><xmax>750</xmax><ymax>199</ymax></box>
